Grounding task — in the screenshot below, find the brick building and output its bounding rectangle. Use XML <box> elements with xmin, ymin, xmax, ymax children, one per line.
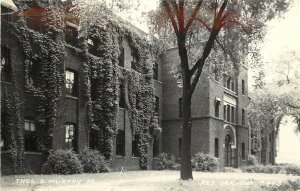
<box><xmin>1</xmin><ymin>2</ymin><xmax>251</xmax><ymax>175</ymax></box>
<box><xmin>1</xmin><ymin>6</ymin><xmax>162</xmax><ymax>174</ymax></box>
<box><xmin>160</xmin><ymin>47</ymin><xmax>250</xmax><ymax>170</ymax></box>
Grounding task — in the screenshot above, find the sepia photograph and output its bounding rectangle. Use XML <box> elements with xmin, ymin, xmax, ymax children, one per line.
<box><xmin>1</xmin><ymin>0</ymin><xmax>300</xmax><ymax>190</ymax></box>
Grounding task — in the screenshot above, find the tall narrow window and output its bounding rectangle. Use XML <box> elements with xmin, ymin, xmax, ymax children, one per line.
<box><xmin>242</xmin><ymin>80</ymin><xmax>245</xmax><ymax>95</ymax></box>
<box><xmin>226</xmin><ymin>78</ymin><xmax>231</xmax><ymax>89</ymax></box>
<box><xmin>1</xmin><ymin>46</ymin><xmax>11</xmax><ymax>82</ymax></box>
<box><xmin>155</xmin><ymin>96</ymin><xmax>159</xmax><ymax>115</ymax></box>
<box><xmin>153</xmin><ymin>62</ymin><xmax>158</xmax><ymax>80</ymax></box>
<box><xmin>65</xmin><ymin>123</ymin><xmax>76</xmax><ymax>150</ymax></box>
<box><xmin>242</xmin><ymin>142</ymin><xmax>245</xmax><ymax>160</ymax></box>
<box><xmin>116</xmin><ymin>129</ymin><xmax>125</xmax><ymax>156</ymax></box>
<box><xmin>231</xmin><ymin>106</ymin><xmax>235</xmax><ymax>123</ymax></box>
<box><xmin>24</xmin><ymin>120</ymin><xmax>37</xmax><ymax>152</ymax></box>
<box><xmin>215</xmin><ymin>100</ymin><xmax>220</xmax><ymax>118</ymax></box>
<box><xmin>242</xmin><ymin>109</ymin><xmax>245</xmax><ymax>125</ymax></box>
<box><xmin>119</xmin><ymin>83</ymin><xmax>126</xmax><ymax>108</ymax></box>
<box><xmin>227</xmin><ymin>105</ymin><xmax>231</xmax><ymax>122</ymax></box>
<box><xmin>215</xmin><ymin>138</ymin><xmax>219</xmax><ymax>158</ymax></box>
<box><xmin>132</xmin><ymin>134</ymin><xmax>139</xmax><ymax>157</ymax></box>
<box><xmin>179</xmin><ymin>138</ymin><xmax>182</xmax><ymax>158</ymax></box>
<box><xmin>118</xmin><ymin>47</ymin><xmax>125</xmax><ymax>67</ymax></box>
<box><xmin>153</xmin><ymin>137</ymin><xmax>159</xmax><ymax>158</ymax></box>
<box><xmin>269</xmin><ymin>133</ymin><xmax>272</xmax><ymax>142</ymax></box>
<box><xmin>65</xmin><ymin>70</ymin><xmax>77</xmax><ymax>97</ymax></box>
<box><xmin>131</xmin><ymin>49</ymin><xmax>138</xmax><ymax>70</ymax></box>
<box><xmin>231</xmin><ymin>79</ymin><xmax>235</xmax><ymax>92</ymax></box>
<box><xmin>224</xmin><ymin>105</ymin><xmax>227</xmax><ymax>120</ymax></box>
<box><xmin>179</xmin><ymin>98</ymin><xmax>183</xmax><ymax>118</ymax></box>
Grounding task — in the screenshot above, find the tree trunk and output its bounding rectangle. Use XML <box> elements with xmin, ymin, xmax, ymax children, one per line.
<box><xmin>177</xmin><ymin>32</ymin><xmax>193</xmax><ymax>180</ymax></box>
<box><xmin>180</xmin><ymin>90</ymin><xmax>193</xmax><ymax>180</ymax></box>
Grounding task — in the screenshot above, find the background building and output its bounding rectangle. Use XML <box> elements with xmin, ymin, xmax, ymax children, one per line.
<box><xmin>160</xmin><ymin>47</ymin><xmax>250</xmax><ymax>170</ymax></box>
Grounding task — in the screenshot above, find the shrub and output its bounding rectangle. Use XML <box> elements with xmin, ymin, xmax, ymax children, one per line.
<box><xmin>192</xmin><ymin>152</ymin><xmax>218</xmax><ymax>172</ymax></box>
<box><xmin>156</xmin><ymin>153</ymin><xmax>180</xmax><ymax>170</ymax></box>
<box><xmin>79</xmin><ymin>148</ymin><xmax>110</xmax><ymax>173</ymax></box>
<box><xmin>42</xmin><ymin>149</ymin><xmax>83</xmax><ymax>175</ymax></box>
<box><xmin>248</xmin><ymin>154</ymin><xmax>258</xmax><ymax>166</ymax></box>
<box><xmin>241</xmin><ymin>164</ymin><xmax>300</xmax><ymax>176</ymax></box>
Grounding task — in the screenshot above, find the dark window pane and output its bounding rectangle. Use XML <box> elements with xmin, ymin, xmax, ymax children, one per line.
<box><xmin>132</xmin><ymin>134</ymin><xmax>139</xmax><ymax>157</ymax></box>
<box><xmin>119</xmin><ymin>83</ymin><xmax>126</xmax><ymax>108</ymax></box>
<box><xmin>153</xmin><ymin>137</ymin><xmax>159</xmax><ymax>158</ymax></box>
<box><xmin>118</xmin><ymin>47</ymin><xmax>125</xmax><ymax>67</ymax></box>
<box><xmin>179</xmin><ymin>138</ymin><xmax>182</xmax><ymax>158</ymax></box>
<box><xmin>153</xmin><ymin>63</ymin><xmax>158</xmax><ymax>80</ymax></box>
<box><xmin>242</xmin><ymin>80</ymin><xmax>245</xmax><ymax>95</ymax></box>
<box><xmin>155</xmin><ymin>96</ymin><xmax>159</xmax><ymax>115</ymax></box>
<box><xmin>116</xmin><ymin>129</ymin><xmax>125</xmax><ymax>156</ymax></box>
<box><xmin>179</xmin><ymin>98</ymin><xmax>182</xmax><ymax>118</ymax></box>
<box><xmin>24</xmin><ymin>120</ymin><xmax>37</xmax><ymax>152</ymax></box>
<box><xmin>242</xmin><ymin>143</ymin><xmax>245</xmax><ymax>160</ymax></box>
<box><xmin>215</xmin><ymin>138</ymin><xmax>219</xmax><ymax>158</ymax></box>
<box><xmin>215</xmin><ymin>100</ymin><xmax>220</xmax><ymax>118</ymax></box>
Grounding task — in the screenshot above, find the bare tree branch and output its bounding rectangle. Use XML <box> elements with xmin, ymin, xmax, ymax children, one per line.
<box><xmin>162</xmin><ymin>0</ymin><xmax>179</xmax><ymax>33</ymax></box>
<box><xmin>185</xmin><ymin>0</ymin><xmax>203</xmax><ymax>32</ymax></box>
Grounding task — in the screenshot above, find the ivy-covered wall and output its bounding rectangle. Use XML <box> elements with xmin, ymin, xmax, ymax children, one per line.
<box><xmin>1</xmin><ymin>2</ymin><xmax>161</xmax><ymax>172</ymax></box>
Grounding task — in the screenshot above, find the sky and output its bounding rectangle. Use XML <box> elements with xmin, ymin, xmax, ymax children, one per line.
<box><xmin>256</xmin><ymin>0</ymin><xmax>300</xmax><ymax>164</ymax></box>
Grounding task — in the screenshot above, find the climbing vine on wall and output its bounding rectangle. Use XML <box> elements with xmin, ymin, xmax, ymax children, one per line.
<box><xmin>3</xmin><ymin>0</ymin><xmax>160</xmax><ymax>170</ymax></box>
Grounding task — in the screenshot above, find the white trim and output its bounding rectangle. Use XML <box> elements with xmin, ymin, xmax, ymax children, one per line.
<box><xmin>224</xmin><ymin>125</ymin><xmax>237</xmax><ymax>149</ymax></box>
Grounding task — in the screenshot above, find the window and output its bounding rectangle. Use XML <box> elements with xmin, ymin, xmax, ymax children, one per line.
<box><xmin>65</xmin><ymin>123</ymin><xmax>76</xmax><ymax>150</ymax></box>
<box><xmin>215</xmin><ymin>138</ymin><xmax>219</xmax><ymax>158</ymax></box>
<box><xmin>223</xmin><ymin>105</ymin><xmax>226</xmax><ymax>120</ymax></box>
<box><xmin>119</xmin><ymin>83</ymin><xmax>126</xmax><ymax>108</ymax></box>
<box><xmin>269</xmin><ymin>133</ymin><xmax>272</xmax><ymax>142</ymax></box>
<box><xmin>24</xmin><ymin>120</ymin><xmax>37</xmax><ymax>152</ymax></box>
<box><xmin>116</xmin><ymin>129</ymin><xmax>125</xmax><ymax>156</ymax></box>
<box><xmin>65</xmin><ymin>70</ymin><xmax>77</xmax><ymax>97</ymax></box>
<box><xmin>225</xmin><ymin>76</ymin><xmax>235</xmax><ymax>92</ymax></box>
<box><xmin>118</xmin><ymin>47</ymin><xmax>125</xmax><ymax>67</ymax></box>
<box><xmin>227</xmin><ymin>105</ymin><xmax>231</xmax><ymax>122</ymax></box>
<box><xmin>179</xmin><ymin>138</ymin><xmax>182</xmax><ymax>158</ymax></box>
<box><xmin>153</xmin><ymin>62</ymin><xmax>158</xmax><ymax>80</ymax></box>
<box><xmin>242</xmin><ymin>142</ymin><xmax>245</xmax><ymax>160</ymax></box>
<box><xmin>224</xmin><ymin>105</ymin><xmax>236</xmax><ymax>123</ymax></box>
<box><xmin>65</xmin><ymin>23</ymin><xmax>78</xmax><ymax>47</ymax></box>
<box><xmin>179</xmin><ymin>98</ymin><xmax>182</xmax><ymax>118</ymax></box>
<box><xmin>242</xmin><ymin>80</ymin><xmax>245</xmax><ymax>95</ymax></box>
<box><xmin>132</xmin><ymin>134</ymin><xmax>139</xmax><ymax>157</ymax></box>
<box><xmin>131</xmin><ymin>49</ymin><xmax>138</xmax><ymax>70</ymax></box>
<box><xmin>231</xmin><ymin>106</ymin><xmax>235</xmax><ymax>123</ymax></box>
<box><xmin>215</xmin><ymin>100</ymin><xmax>220</xmax><ymax>117</ymax></box>
<box><xmin>1</xmin><ymin>46</ymin><xmax>11</xmax><ymax>82</ymax></box>
<box><xmin>155</xmin><ymin>96</ymin><xmax>159</xmax><ymax>115</ymax></box>
<box><xmin>242</xmin><ymin>109</ymin><xmax>245</xmax><ymax>125</ymax></box>
<box><xmin>153</xmin><ymin>137</ymin><xmax>159</xmax><ymax>158</ymax></box>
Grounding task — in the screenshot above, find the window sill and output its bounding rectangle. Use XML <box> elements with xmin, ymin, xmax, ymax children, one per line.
<box><xmin>65</xmin><ymin>95</ymin><xmax>78</xmax><ymax>100</ymax></box>
<box><xmin>131</xmin><ymin>156</ymin><xmax>140</xmax><ymax>159</ymax></box>
<box><xmin>116</xmin><ymin>155</ymin><xmax>125</xmax><ymax>159</ymax></box>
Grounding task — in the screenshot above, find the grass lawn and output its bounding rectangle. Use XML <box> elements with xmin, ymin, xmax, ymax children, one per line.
<box><xmin>1</xmin><ymin>171</ymin><xmax>300</xmax><ymax>191</ymax></box>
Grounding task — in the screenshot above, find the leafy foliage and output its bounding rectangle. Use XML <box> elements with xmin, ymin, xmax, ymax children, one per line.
<box><xmin>191</xmin><ymin>152</ymin><xmax>218</xmax><ymax>172</ymax></box>
<box><xmin>156</xmin><ymin>153</ymin><xmax>180</xmax><ymax>170</ymax></box>
<box><xmin>79</xmin><ymin>148</ymin><xmax>110</xmax><ymax>173</ymax></box>
<box><xmin>248</xmin><ymin>154</ymin><xmax>258</xmax><ymax>166</ymax></box>
<box><xmin>42</xmin><ymin>149</ymin><xmax>83</xmax><ymax>175</ymax></box>
<box><xmin>241</xmin><ymin>164</ymin><xmax>300</xmax><ymax>176</ymax></box>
